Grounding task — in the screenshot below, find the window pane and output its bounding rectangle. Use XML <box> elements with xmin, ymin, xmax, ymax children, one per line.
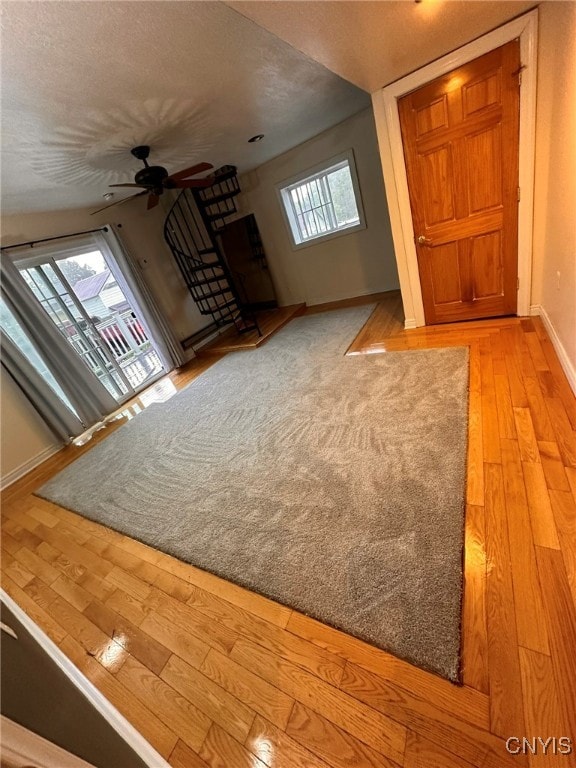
<box><xmin>327</xmin><ymin>166</ymin><xmax>360</xmax><ymax>227</ymax></box>
<box><xmin>280</xmin><ymin>155</ymin><xmax>363</xmax><ymax>246</ymax></box>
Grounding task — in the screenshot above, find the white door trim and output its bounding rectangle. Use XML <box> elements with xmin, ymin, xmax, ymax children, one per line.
<box><xmin>372</xmin><ymin>9</ymin><xmax>538</xmax><ymax>328</ymax></box>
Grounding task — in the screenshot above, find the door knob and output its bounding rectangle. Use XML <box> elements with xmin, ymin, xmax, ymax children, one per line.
<box><xmin>417</xmin><ymin>235</ymin><xmax>432</xmax><ymax>246</ymax></box>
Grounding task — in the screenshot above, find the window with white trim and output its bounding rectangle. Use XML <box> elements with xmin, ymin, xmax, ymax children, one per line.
<box><xmin>278</xmin><ymin>151</ymin><xmax>365</xmax><ymax>248</ymax></box>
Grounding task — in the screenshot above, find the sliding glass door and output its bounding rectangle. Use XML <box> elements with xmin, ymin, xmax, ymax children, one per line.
<box><xmin>14</xmin><ymin>245</ymin><xmax>165</xmax><ymax>403</ymax></box>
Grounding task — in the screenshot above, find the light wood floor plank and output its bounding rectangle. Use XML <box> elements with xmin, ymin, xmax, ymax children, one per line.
<box><xmin>513</xmin><ymin>408</ymin><xmax>541</xmax><ymax>463</ymax></box>
<box><xmin>286</xmin><ymin>611</ymin><xmax>488</xmax><ymax>727</ymax></box>
<box><xmin>245</xmin><ymin>714</ymin><xmax>333</xmax><ymax>768</ymax></box>
<box><xmin>502</xmin><ymin>327</ymin><xmax>528</xmax><ymax>407</ymax></box>
<box><xmin>518</xmin><ymin>647</ymin><xmax>569</xmax><ymax>768</ymax></box>
<box><xmin>169</xmin><ymin>740</ymin><xmax>210</xmax><ymax>768</ymax></box>
<box><xmin>2</xmin><ymin>552</ymin><xmax>35</xmax><ymax>588</ymax></box>
<box><xmin>549</xmin><ymin>489</ymin><xmax>576</xmax><ymax>603</ymax></box>
<box><xmin>538</xmin><ymin>441</ymin><xmax>571</xmax><ymax>491</ymax></box>
<box><xmin>199</xmin><ymin>723</ymin><xmax>268</xmax><ymax>768</ymax></box>
<box><xmin>22</xmin><ymin>576</ymin><xmax>59</xmax><ymax>612</ymax></box>
<box><xmin>494</xmin><ymin>373</ymin><xmax>517</xmax><ymax>439</ymax></box>
<box><xmin>49</xmin><ymin>595</ymin><xmax>128</xmax><ymax>674</ymax></box>
<box><xmin>544</xmin><ymin>396</ymin><xmax>576</xmax><ymax>468</ymax></box>
<box><xmin>462</xmin><ymin>504</ymin><xmax>489</xmax><ymax>694</ymax></box>
<box><xmin>152</xmin><ymin>549</ymin><xmax>293</xmax><ymax>629</ymax></box>
<box><xmin>500</xmin><ymin>440</ymin><xmax>549</xmax><ymax>654</ymax></box>
<box><xmin>522</xmin><ymin>461</ymin><xmax>561</xmax><ymax>549</ymax></box>
<box><xmin>339</xmin><ymin>661</ymin><xmax>514</xmax><ymax>768</ymax></box>
<box><xmin>467</xmin><ymin>388</ymin><xmax>485</xmax><ymax>506</ymax></box>
<box><xmin>1</xmin><ymin>531</ymin><xmax>22</xmax><ymax>556</ymax></box>
<box><xmin>105</xmin><ymin>586</ymin><xmax>153</xmax><ymax>626</ymax></box>
<box><xmin>523</xmin><ymin>376</ymin><xmax>556</xmax><ymax>442</ymax></box>
<box><xmin>566</xmin><ymin>465</ymin><xmax>576</xmax><ymax>504</ymax></box>
<box><xmin>534</xmin><ymin>547</ymin><xmax>576</xmax><ymax>738</ymax></box>
<box><xmin>83</xmin><ymin>599</ymin><xmax>171</xmax><ymax>675</ymax></box>
<box><xmin>484</xmin><ymin>462</ymin><xmax>525</xmax><ymax>738</ymax></box>
<box><xmin>186</xmin><ymin>584</ymin><xmax>345</xmax><ymax>686</ymax></box>
<box><xmin>403</xmin><ymin>732</ymin><xmax>476</xmax><ymax>768</ymax></box>
<box><xmin>139</xmin><ymin>608</ymin><xmax>210</xmax><ymax>670</ymax></box>
<box><xmin>229</xmin><ymin>639</ymin><xmax>407</xmax><ymax>763</ymax></box>
<box><xmin>161</xmin><ymin>653</ymin><xmax>256</xmax><ymax>743</ymax></box>
<box><xmin>12</xmin><ymin>545</ymin><xmax>60</xmax><ymax>585</ymax></box>
<box><xmin>2</xmin><ymin>573</ymin><xmax>67</xmax><ymax>645</ymax></box>
<box><xmin>524</xmin><ymin>329</ymin><xmax>550</xmax><ymax>372</ymax></box>
<box><xmin>285</xmin><ymin>701</ymin><xmax>400</xmax><ymax>768</ymax></box>
<box><xmin>116</xmin><ymin>655</ymin><xmax>212</xmax><ymax>752</ymax></box>
<box><xmin>482</xmin><ymin>393</ymin><xmax>501</xmax><ymax>464</ymax></box>
<box><xmin>149</xmin><ymin>587</ymin><xmax>239</xmax><ymax>655</ymax></box>
<box><xmin>51</xmin><ymin>573</ymin><xmax>94</xmax><ymax>612</ymax></box>
<box><xmin>200</xmin><ymin>648</ymin><xmax>295</xmax><ymax>731</ymax></box>
<box><xmin>35</xmin><ymin>540</ymin><xmax>89</xmax><ymax>582</ymax></box>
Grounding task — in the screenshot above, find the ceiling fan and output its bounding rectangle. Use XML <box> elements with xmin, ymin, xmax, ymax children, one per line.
<box><xmin>91</xmin><ymin>145</ymin><xmax>214</xmax><ymax>215</ymax></box>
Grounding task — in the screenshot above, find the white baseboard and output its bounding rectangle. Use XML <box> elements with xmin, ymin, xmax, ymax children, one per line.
<box><xmin>404</xmin><ymin>318</ymin><xmax>418</xmax><ymax>330</ymax></box>
<box><xmin>0</xmin><ymin>591</ymin><xmax>171</xmax><ymax>768</ymax></box>
<box><xmin>530</xmin><ymin>304</ymin><xmax>576</xmax><ymax>394</ymax></box>
<box><xmin>0</xmin><ymin>444</ymin><xmax>62</xmax><ymax>491</ymax></box>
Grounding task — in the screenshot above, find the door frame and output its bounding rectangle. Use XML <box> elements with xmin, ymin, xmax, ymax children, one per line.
<box><xmin>372</xmin><ymin>8</ymin><xmax>538</xmax><ymax>328</ymax></box>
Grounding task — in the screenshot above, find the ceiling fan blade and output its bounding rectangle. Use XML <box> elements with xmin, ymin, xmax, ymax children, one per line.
<box><xmin>167</xmin><ymin>162</ymin><xmax>214</xmax><ymax>182</ymax></box>
<box><xmin>147</xmin><ymin>193</ymin><xmax>160</xmax><ymax>210</ymax></box>
<box><xmin>90</xmin><ymin>190</ymin><xmax>148</xmax><ymax>216</ymax></box>
<box><xmin>109</xmin><ymin>183</ymin><xmax>149</xmax><ymax>188</ymax></box>
<box><xmin>172</xmin><ymin>176</ymin><xmax>215</xmax><ymax>189</ymax></box>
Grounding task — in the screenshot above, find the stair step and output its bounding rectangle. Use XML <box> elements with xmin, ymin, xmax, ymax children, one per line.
<box><xmin>197</xmin><ymin>287</ymin><xmax>234</xmax><ymax>300</ymax></box>
<box><xmin>205</xmin><ymin>210</ymin><xmax>236</xmax><ymax>222</ymax></box>
<box><xmin>193</xmin><ymin>275</ymin><xmax>229</xmax><ymax>288</ymax></box>
<box><xmin>198</xmin><ymin>191</ymin><xmax>240</xmax><ymax>206</ymax></box>
<box><xmin>187</xmin><ymin>260</ymin><xmax>223</xmax><ymax>273</ymax></box>
<box><xmin>205</xmin><ymin>298</ymin><xmax>238</xmax><ymax>313</ymax></box>
<box><xmin>172</xmin><ymin>247</ymin><xmax>217</xmax><ymax>262</ymax></box>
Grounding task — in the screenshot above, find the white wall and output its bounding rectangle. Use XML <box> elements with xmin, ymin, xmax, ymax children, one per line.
<box><xmin>531</xmin><ymin>1</ymin><xmax>576</xmax><ymax>388</ymax></box>
<box><xmin>0</xmin><ymin>368</ymin><xmax>60</xmax><ymax>486</ymax></box>
<box><xmin>237</xmin><ymin>108</ymin><xmax>399</xmax><ymax>306</ymax></box>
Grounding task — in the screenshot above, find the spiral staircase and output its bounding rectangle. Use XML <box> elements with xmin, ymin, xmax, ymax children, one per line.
<box><xmin>163</xmin><ymin>165</ymin><xmax>262</xmax><ymax>336</ymax></box>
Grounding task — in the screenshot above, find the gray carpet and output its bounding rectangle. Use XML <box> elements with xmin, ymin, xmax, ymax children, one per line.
<box><xmin>38</xmin><ymin>306</ymin><xmax>469</xmax><ymax>681</ymax></box>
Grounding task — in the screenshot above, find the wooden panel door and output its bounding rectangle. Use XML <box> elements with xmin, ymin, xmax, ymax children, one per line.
<box><xmin>398</xmin><ymin>41</ymin><xmax>520</xmax><ymax>324</ymax></box>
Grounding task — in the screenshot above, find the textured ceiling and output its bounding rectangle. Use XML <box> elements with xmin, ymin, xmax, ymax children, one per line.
<box><xmin>0</xmin><ymin>1</ymin><xmax>369</xmax><ymax>214</ymax></box>
<box><xmin>226</xmin><ymin>1</ymin><xmax>536</xmax><ymax>92</ymax></box>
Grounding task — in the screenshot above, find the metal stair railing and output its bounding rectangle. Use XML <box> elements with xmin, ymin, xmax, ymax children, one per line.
<box><xmin>163</xmin><ymin>169</ymin><xmax>261</xmax><ymax>335</ymax></box>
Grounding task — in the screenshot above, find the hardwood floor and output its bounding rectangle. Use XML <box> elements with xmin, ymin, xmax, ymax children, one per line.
<box><xmin>2</xmin><ymin>297</ymin><xmax>575</xmax><ymax>767</ymax></box>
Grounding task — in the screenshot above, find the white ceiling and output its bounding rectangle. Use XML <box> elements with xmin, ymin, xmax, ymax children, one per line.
<box><xmin>0</xmin><ymin>1</ymin><xmax>369</xmax><ymax>215</ymax></box>
<box><xmin>226</xmin><ymin>1</ymin><xmax>535</xmax><ymax>93</ymax></box>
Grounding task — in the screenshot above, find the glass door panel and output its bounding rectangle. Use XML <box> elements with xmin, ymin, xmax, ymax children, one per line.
<box><xmin>16</xmin><ymin>248</ymin><xmax>165</xmax><ymax>403</ymax></box>
<box><xmin>18</xmin><ymin>263</ymin><xmax>130</xmax><ymax>400</ymax></box>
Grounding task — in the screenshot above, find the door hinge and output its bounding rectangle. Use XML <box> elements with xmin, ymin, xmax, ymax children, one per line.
<box><xmin>517</xmin><ymin>277</ymin><xmax>520</xmax><ymax>291</ymax></box>
<box><xmin>517</xmin><ymin>186</ymin><xmax>521</xmax><ymax>202</ymax></box>
<box><xmin>513</xmin><ymin>64</ymin><xmax>527</xmax><ymax>85</ymax></box>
